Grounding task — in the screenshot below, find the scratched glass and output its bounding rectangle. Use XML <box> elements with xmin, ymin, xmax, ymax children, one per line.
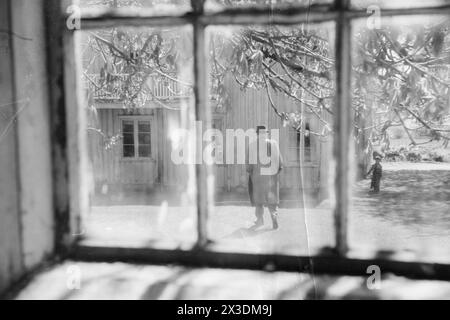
<box><xmin>79</xmin><ymin>26</ymin><xmax>197</xmax><ymax>248</ymax></box>
<box><xmin>205</xmin><ymin>22</ymin><xmax>336</xmax><ymax>255</ymax></box>
<box><xmin>76</xmin><ymin>0</ymin><xmax>191</xmax><ymax>14</ymax></box>
<box><xmin>350</xmin><ymin>16</ymin><xmax>450</xmax><ymax>263</ymax></box>
<box><xmin>205</xmin><ymin>0</ymin><xmax>333</xmax><ymax>12</ymax></box>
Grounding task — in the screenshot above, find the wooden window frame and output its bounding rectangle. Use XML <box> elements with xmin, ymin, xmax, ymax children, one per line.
<box><xmin>287</xmin><ymin>121</ymin><xmax>313</xmax><ymax>166</ymax></box>
<box><xmin>304</xmin><ymin>122</ymin><xmax>312</xmax><ymax>163</ymax></box>
<box><xmin>119</xmin><ymin>116</ymin><xmax>153</xmax><ymax>160</ymax></box>
<box><xmin>46</xmin><ymin>0</ymin><xmax>450</xmax><ymax>280</ymax></box>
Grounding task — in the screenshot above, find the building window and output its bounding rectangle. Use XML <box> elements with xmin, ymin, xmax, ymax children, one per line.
<box><xmin>304</xmin><ymin>123</ymin><xmax>311</xmax><ymax>162</ymax></box>
<box><xmin>288</xmin><ymin>122</ymin><xmax>312</xmax><ymax>163</ymax></box>
<box><xmin>122</xmin><ymin>119</ymin><xmax>151</xmax><ymax>159</ymax></box>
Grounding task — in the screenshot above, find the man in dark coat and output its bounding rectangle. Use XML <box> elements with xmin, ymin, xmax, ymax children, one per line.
<box><xmin>366</xmin><ymin>155</ymin><xmax>382</xmax><ymax>193</ymax></box>
<box><xmin>247</xmin><ymin>126</ymin><xmax>283</xmax><ymax>229</ymax></box>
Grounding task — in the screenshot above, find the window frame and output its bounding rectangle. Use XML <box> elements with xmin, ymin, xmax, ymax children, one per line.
<box><xmin>47</xmin><ymin>0</ymin><xmax>450</xmax><ymax>280</ymax></box>
<box><xmin>119</xmin><ymin>116</ymin><xmax>153</xmax><ymax>160</ymax></box>
<box><xmin>287</xmin><ymin>121</ymin><xmax>313</xmax><ymax>166</ymax></box>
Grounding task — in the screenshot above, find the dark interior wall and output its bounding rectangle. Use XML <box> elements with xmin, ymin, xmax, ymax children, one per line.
<box><xmin>0</xmin><ymin>0</ymin><xmax>54</xmax><ymax>295</ymax></box>
<box><xmin>0</xmin><ymin>0</ymin><xmax>24</xmax><ymax>294</ymax></box>
<box><xmin>11</xmin><ymin>0</ymin><xmax>54</xmax><ymax>270</ymax></box>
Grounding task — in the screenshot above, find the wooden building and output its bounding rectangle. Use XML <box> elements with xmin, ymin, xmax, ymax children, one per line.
<box><xmin>86</xmin><ymin>73</ymin><xmax>333</xmax><ymax>204</ymax></box>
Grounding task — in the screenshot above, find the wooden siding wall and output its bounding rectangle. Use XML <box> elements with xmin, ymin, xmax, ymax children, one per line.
<box><xmin>91</xmin><ymin>78</ymin><xmax>333</xmax><ymax>197</ymax></box>
<box><xmin>213</xmin><ymin>73</ymin><xmax>332</xmax><ymax>194</ymax></box>
<box><xmin>0</xmin><ymin>0</ymin><xmax>23</xmax><ymax>293</ymax></box>
<box><xmin>89</xmin><ymin>107</ymin><xmax>191</xmax><ymax>190</ymax></box>
<box><xmin>0</xmin><ymin>0</ymin><xmax>54</xmax><ymax>294</ymax></box>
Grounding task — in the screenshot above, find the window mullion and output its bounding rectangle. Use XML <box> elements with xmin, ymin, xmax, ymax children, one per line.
<box><xmin>50</xmin><ymin>0</ymin><xmax>90</xmax><ymax>252</ymax></box>
<box><xmin>191</xmin><ymin>0</ymin><xmax>210</xmax><ymax>248</ymax></box>
<box><xmin>334</xmin><ymin>0</ymin><xmax>352</xmax><ymax>256</ymax></box>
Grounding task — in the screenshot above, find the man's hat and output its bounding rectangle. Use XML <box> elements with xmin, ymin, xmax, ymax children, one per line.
<box><xmin>375</xmin><ymin>155</ymin><xmax>382</xmax><ymax>160</ymax></box>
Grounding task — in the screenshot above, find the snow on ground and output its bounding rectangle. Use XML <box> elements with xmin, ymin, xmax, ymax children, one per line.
<box><xmin>84</xmin><ymin>162</ymin><xmax>450</xmax><ymax>262</ymax></box>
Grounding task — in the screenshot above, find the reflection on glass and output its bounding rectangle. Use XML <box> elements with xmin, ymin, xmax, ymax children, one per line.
<box><xmin>205</xmin><ymin>0</ymin><xmax>332</xmax><ymax>11</ymax></box>
<box><xmin>79</xmin><ymin>25</ymin><xmax>197</xmax><ymax>248</ymax></box>
<box><xmin>206</xmin><ymin>23</ymin><xmax>336</xmax><ymax>255</ymax></box>
<box><xmin>77</xmin><ymin>0</ymin><xmax>191</xmax><ymax>12</ymax></box>
<box><xmin>351</xmin><ymin>16</ymin><xmax>450</xmax><ymax>262</ymax></box>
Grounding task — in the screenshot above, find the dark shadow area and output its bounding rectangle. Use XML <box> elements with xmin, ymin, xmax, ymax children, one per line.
<box><xmin>140</xmin><ymin>269</ymin><xmax>193</xmax><ymax>300</ymax></box>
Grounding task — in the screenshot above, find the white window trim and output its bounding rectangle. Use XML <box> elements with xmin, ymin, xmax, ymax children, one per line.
<box><xmin>119</xmin><ymin>115</ymin><xmax>154</xmax><ymax>161</ymax></box>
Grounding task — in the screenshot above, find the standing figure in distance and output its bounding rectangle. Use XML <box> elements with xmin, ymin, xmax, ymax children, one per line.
<box><xmin>366</xmin><ymin>155</ymin><xmax>383</xmax><ymax>193</ymax></box>
<box><xmin>247</xmin><ymin>126</ymin><xmax>283</xmax><ymax>229</ymax></box>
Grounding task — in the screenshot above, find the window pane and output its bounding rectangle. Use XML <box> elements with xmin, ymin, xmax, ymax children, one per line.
<box><xmin>123</xmin><ymin>132</ymin><xmax>134</xmax><ymax>145</ymax></box>
<box><xmin>138</xmin><ymin>145</ymin><xmax>151</xmax><ymax>157</ymax></box>
<box><xmin>123</xmin><ymin>145</ymin><xmax>135</xmax><ymax>157</ymax></box>
<box><xmin>205</xmin><ymin>0</ymin><xmax>332</xmax><ymax>11</ymax></box>
<box><xmin>122</xmin><ymin>121</ymin><xmax>134</xmax><ymax>133</ymax></box>
<box><xmin>80</xmin><ymin>25</ymin><xmax>196</xmax><ymax>248</ymax></box>
<box><xmin>350</xmin><ymin>16</ymin><xmax>450</xmax><ymax>262</ymax></box>
<box><xmin>206</xmin><ymin>23</ymin><xmax>336</xmax><ymax>255</ymax></box>
<box><xmin>138</xmin><ymin>121</ymin><xmax>151</xmax><ymax>133</ymax></box>
<box><xmin>138</xmin><ymin>132</ymin><xmax>151</xmax><ymax>144</ymax></box>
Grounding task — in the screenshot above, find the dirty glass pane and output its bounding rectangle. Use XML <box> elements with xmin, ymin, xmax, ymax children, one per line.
<box><xmin>138</xmin><ymin>144</ymin><xmax>151</xmax><ymax>157</ymax></box>
<box><xmin>205</xmin><ymin>0</ymin><xmax>333</xmax><ymax>12</ymax></box>
<box><xmin>205</xmin><ymin>22</ymin><xmax>336</xmax><ymax>255</ymax></box>
<box><xmin>123</xmin><ymin>145</ymin><xmax>135</xmax><ymax>157</ymax></box>
<box><xmin>79</xmin><ymin>25</ymin><xmax>196</xmax><ymax>248</ymax></box>
<box><xmin>123</xmin><ymin>133</ymin><xmax>134</xmax><ymax>145</ymax></box>
<box><xmin>350</xmin><ymin>16</ymin><xmax>450</xmax><ymax>262</ymax></box>
<box><xmin>122</xmin><ymin>120</ymin><xmax>134</xmax><ymax>132</ymax></box>
<box><xmin>75</xmin><ymin>0</ymin><xmax>191</xmax><ymax>14</ymax></box>
<box><xmin>138</xmin><ymin>121</ymin><xmax>151</xmax><ymax>133</ymax></box>
<box><xmin>138</xmin><ymin>132</ymin><xmax>151</xmax><ymax>144</ymax></box>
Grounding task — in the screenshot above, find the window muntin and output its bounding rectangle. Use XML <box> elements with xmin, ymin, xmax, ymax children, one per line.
<box><xmin>62</xmin><ymin>0</ymin><xmax>450</xmax><ymax>273</ymax></box>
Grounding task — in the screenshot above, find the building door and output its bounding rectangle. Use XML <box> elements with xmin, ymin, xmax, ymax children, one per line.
<box><xmin>119</xmin><ymin>116</ymin><xmax>158</xmax><ymax>187</ymax></box>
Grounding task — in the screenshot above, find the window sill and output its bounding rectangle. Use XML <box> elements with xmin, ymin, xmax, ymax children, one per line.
<box><xmin>12</xmin><ymin>260</ymin><xmax>450</xmax><ymax>300</ymax></box>
<box><xmin>68</xmin><ymin>238</ymin><xmax>450</xmax><ymax>281</ymax></box>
